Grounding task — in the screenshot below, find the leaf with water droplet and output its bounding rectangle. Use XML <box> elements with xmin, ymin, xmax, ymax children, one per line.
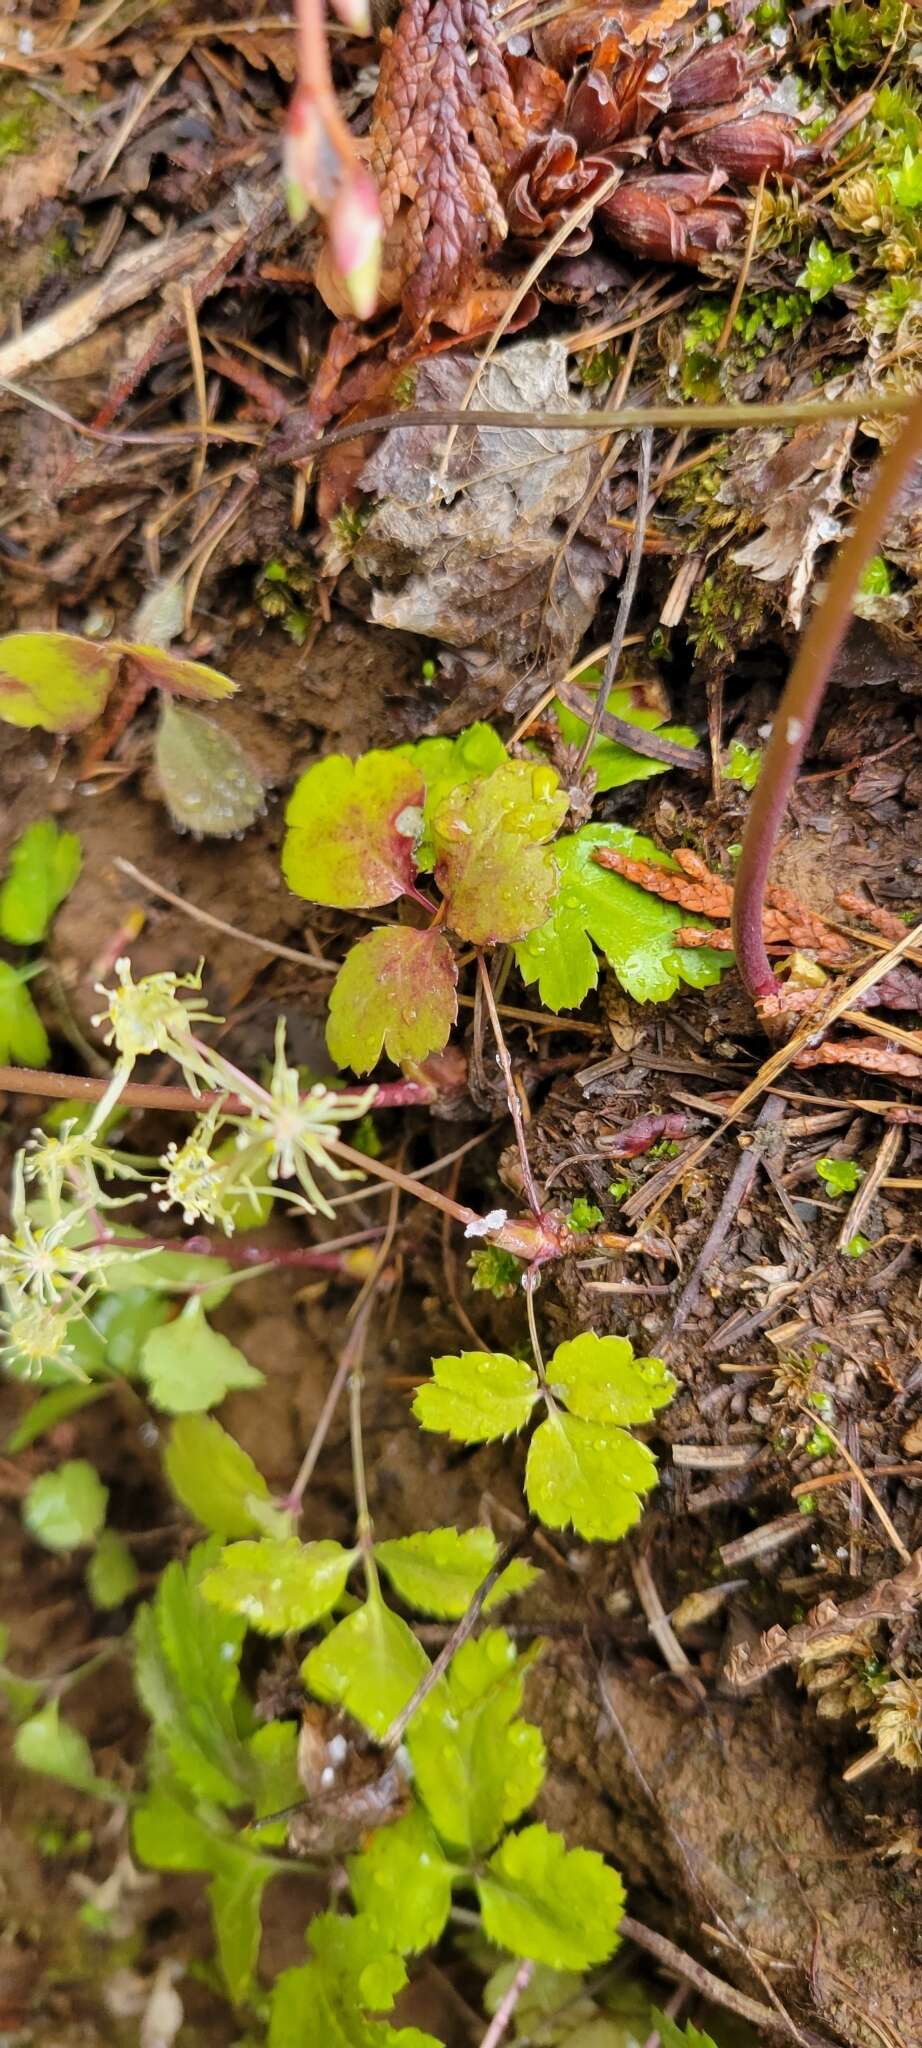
<box><xmin>284</xmin><ymin>751</ymin><xmax>425</xmax><ymax>909</ymax></box>
<box><xmin>515</xmin><ymin>824</ymin><xmax>729</xmax><ymax>1010</ymax></box>
<box><xmin>413</xmin><ymin>1350</ymin><xmax>538</xmax><ymax>1444</ymax></box>
<box><xmin>548</xmin><ymin>1332</ymin><xmax>675</xmax><ymax>1426</ymax></box>
<box><xmin>477</xmin><ymin>1822</ymin><xmax>625</xmax><ymax>1970</ymax></box>
<box><xmin>525</xmin><ymin>1409</ymin><xmax>658</xmax><ymax>1542</ymax></box>
<box><xmin>155</xmin><ymin>700</ymin><xmax>264</xmax><ymax>838</ymax></box>
<box><xmin>395</xmin><ymin>723</ymin><xmax>507</xmax><ymax>869</ymax></box>
<box><xmin>201</xmin><ymin>1535</ymin><xmax>357</xmax><ymax>1633</ymax></box>
<box><xmin>433</xmin><ymin>760</ymin><xmax>567</xmax><ymax>945</ymax></box>
<box><xmin>0</xmin><ymin>631</ymin><xmax>119</xmax><ymax>732</ymax></box>
<box><xmin>326</xmin><ymin>925</ymin><xmax>457</xmax><ymax>1074</ymax></box>
<box><xmin>302</xmin><ymin>1593</ymin><xmax>430</xmax><ymax>1739</ymax></box>
<box><xmin>375</xmin><ymin>1526</ymin><xmax>538</xmax><ymax>1619</ymax></box>
<box><xmin>348</xmin><ymin>1807</ymin><xmax>454</xmax><ymax>1954</ymax></box>
<box><xmin>407</xmin><ymin>1628</ymin><xmax>546</xmax><ymax>1854</ymax></box>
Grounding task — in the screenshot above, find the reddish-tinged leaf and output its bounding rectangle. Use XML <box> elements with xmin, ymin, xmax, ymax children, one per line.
<box><xmin>283</xmin><ymin>752</ymin><xmax>425</xmax><ymax>909</ymax></box>
<box><xmin>433</xmin><ymin>760</ymin><xmax>568</xmax><ymax>946</ymax></box>
<box><xmin>0</xmin><ymin>632</ymin><xmax>118</xmax><ymax>733</ymax></box>
<box><xmin>326</xmin><ymin>925</ymin><xmax>458</xmax><ymax>1073</ymax></box>
<box><xmin>122</xmin><ymin>643</ymin><xmax>237</xmax><ymax>702</ymax></box>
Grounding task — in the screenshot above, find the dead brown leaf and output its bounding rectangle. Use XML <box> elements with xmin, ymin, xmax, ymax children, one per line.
<box><xmin>724</xmin><ymin>420</ymin><xmax>856</xmax><ymax>629</ymax></box>
<box><xmin>0</xmin><ymin>130</ymin><xmax>78</xmax><ymax>231</ymax></box>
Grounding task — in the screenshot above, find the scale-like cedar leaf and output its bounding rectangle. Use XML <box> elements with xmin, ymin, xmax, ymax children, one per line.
<box><xmin>515</xmin><ymin>824</ymin><xmax>728</xmax><ymax>1010</ymax></box>
<box><xmin>202</xmin><ymin>1536</ymin><xmax>357</xmax><ymax>1633</ymax></box>
<box><xmin>326</xmin><ymin>926</ymin><xmax>457</xmax><ymax>1074</ymax></box>
<box><xmin>413</xmin><ymin>1350</ymin><xmax>538</xmax><ymax>1444</ymax></box>
<box><xmin>555</xmin><ymin>673</ymin><xmax>697</xmax><ymax>791</ymax></box>
<box><xmin>548</xmin><ymin>1333</ymin><xmax>675</xmax><ymax>1425</ymax></box>
<box><xmin>477</xmin><ymin>1822</ymin><xmax>624</xmax><ymax>1971</ymax></box>
<box><xmin>374</xmin><ymin>1527</ymin><xmax>537</xmax><ymax>1619</ymax></box>
<box><xmin>433</xmin><ymin>760</ymin><xmax>568</xmax><ymax>945</ymax></box>
<box><xmin>525</xmin><ymin>1411</ymin><xmax>658</xmax><ymax>1541</ymax></box>
<box><xmin>283</xmin><ymin>752</ymin><xmax>424</xmax><ymax>908</ymax></box>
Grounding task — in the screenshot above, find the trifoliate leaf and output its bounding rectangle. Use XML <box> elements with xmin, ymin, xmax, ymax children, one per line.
<box><xmin>283</xmin><ymin>752</ymin><xmax>424</xmax><ymax>908</ymax></box>
<box><xmin>201</xmin><ymin>1536</ymin><xmax>357</xmax><ymax>1633</ymax></box>
<box><xmin>302</xmin><ymin>1595</ymin><xmax>429</xmax><ymax>1740</ymax></box>
<box><xmin>23</xmin><ymin>1459</ymin><xmax>108</xmax><ymax>1552</ymax></box>
<box><xmin>433</xmin><ymin>759</ymin><xmax>568</xmax><ymax>945</ymax></box>
<box><xmin>269</xmin><ymin>1912</ymin><xmax>441</xmax><ymax>2048</ymax></box>
<box><xmin>326</xmin><ymin>926</ymin><xmax>458</xmax><ymax>1074</ymax></box>
<box><xmin>208</xmin><ymin>1844</ymin><xmax>272</xmax><ymax>2007</ymax></box>
<box><xmin>0</xmin><ymin>820</ymin><xmax>82</xmax><ymax>944</ymax></box>
<box><xmin>164</xmin><ymin>1414</ymin><xmax>281</xmax><ymax>1538</ymax></box>
<box><xmin>133</xmin><ymin>1545</ymin><xmax>252</xmax><ymax>1805</ymax></box>
<box><xmin>155</xmin><ymin>700</ymin><xmax>264</xmax><ymax>838</ymax></box>
<box><xmin>515</xmin><ymin>825</ymin><xmax>728</xmax><ymax>1011</ymax></box>
<box><xmin>0</xmin><ymin>631</ymin><xmax>117</xmax><ymax>732</ymax></box>
<box><xmin>413</xmin><ymin>1351</ymin><xmax>538</xmax><ymax>1445</ymax></box>
<box><xmin>87</xmin><ymin>1530</ymin><xmax>140</xmax><ymax>1609</ymax></box>
<box><xmin>374</xmin><ymin>1527</ymin><xmax>538</xmax><ymax>1619</ymax></box>
<box><xmin>526</xmin><ymin>1412</ymin><xmax>658</xmax><ymax>1542</ymax></box>
<box><xmin>407</xmin><ymin>1629</ymin><xmax>545</xmax><ymax>1854</ymax></box>
<box><xmin>14</xmin><ymin>1701</ymin><xmax>120</xmax><ymax>1801</ymax></box>
<box><xmin>348</xmin><ymin>1807</ymin><xmax>454</xmax><ymax>1953</ymax></box>
<box><xmin>139</xmin><ymin>1297</ymin><xmax>264</xmax><ymax>1413</ymax></box>
<box><xmin>548</xmin><ymin>1333</ymin><xmax>675</xmax><ymax>1426</ymax></box>
<box><xmin>555</xmin><ymin>674</ymin><xmax>698</xmax><ymax>791</ymax></box>
<box><xmin>396</xmin><ymin>723</ymin><xmax>507</xmax><ymax>868</ymax></box>
<box><xmin>816</xmin><ymin>1155</ymin><xmax>864</xmax><ymax>1196</ymax></box>
<box><xmin>0</xmin><ymin>960</ymin><xmax>50</xmax><ymax>1065</ymax></box>
<box><xmin>477</xmin><ymin>1823</ymin><xmax>625</xmax><ymax>1970</ymax></box>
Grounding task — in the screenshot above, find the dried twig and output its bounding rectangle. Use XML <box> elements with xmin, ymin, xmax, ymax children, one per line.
<box><xmin>725</xmin><ymin>1550</ymin><xmax>922</xmax><ymax>1692</ymax></box>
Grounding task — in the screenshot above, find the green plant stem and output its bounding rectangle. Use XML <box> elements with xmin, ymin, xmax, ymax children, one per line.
<box><xmin>732</xmin><ymin>390</ymin><xmax>922</xmax><ymax>1005</ymax></box>
<box><xmin>286</xmin><ymin>1295</ymin><xmax>375</xmax><ymax>1516</ymax></box>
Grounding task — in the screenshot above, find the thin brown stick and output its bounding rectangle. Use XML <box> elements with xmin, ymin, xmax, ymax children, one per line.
<box><xmin>479</xmin><ymin>1960</ymin><xmax>535</xmax><ymax>2048</ymax></box>
<box><xmin>113</xmin><ymin>857</ymin><xmax>336</xmax><ymax>970</ymax></box>
<box><xmin>620</xmin><ymin>1919</ymin><xmax>830</xmax><ymax>2047</ymax></box>
<box><xmin>476</xmin><ymin>955</ymin><xmax>542</xmax><ymax>1218</ymax></box>
<box><xmin>630</xmin><ymin>1551</ymin><xmax>705</xmax><ymax>1701</ymax></box>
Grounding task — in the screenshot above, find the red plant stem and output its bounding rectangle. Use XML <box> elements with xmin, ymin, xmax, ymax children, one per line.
<box><xmin>0</xmin><ymin>1065</ymin><xmax>430</xmax><ymax>1113</ymax></box>
<box><xmin>732</xmin><ymin>389</ymin><xmax>922</xmax><ymax>1005</ymax></box>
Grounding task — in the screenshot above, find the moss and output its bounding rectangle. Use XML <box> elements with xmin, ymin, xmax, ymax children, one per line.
<box><xmin>0</xmin><ymin>102</ymin><xmax>36</xmax><ymax>162</ymax></box>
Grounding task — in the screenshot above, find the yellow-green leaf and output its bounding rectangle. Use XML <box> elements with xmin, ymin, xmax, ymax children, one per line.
<box><xmin>433</xmin><ymin>760</ymin><xmax>567</xmax><ymax>945</ymax></box>
<box><xmin>0</xmin><ymin>632</ymin><xmax>117</xmax><ymax>732</ymax></box>
<box><xmin>283</xmin><ymin>752</ymin><xmax>425</xmax><ymax>908</ymax></box>
<box><xmin>326</xmin><ymin>925</ymin><xmax>457</xmax><ymax>1074</ymax></box>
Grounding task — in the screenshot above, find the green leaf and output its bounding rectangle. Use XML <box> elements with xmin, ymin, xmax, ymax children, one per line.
<box><xmin>413</xmin><ymin>1351</ymin><xmax>538</xmax><ymax>1445</ymax></box>
<box><xmin>0</xmin><ymin>820</ymin><xmax>82</xmax><ymax>944</ymax></box>
<box><xmin>407</xmin><ymin>1628</ymin><xmax>545</xmax><ymax>1855</ymax></box>
<box><xmin>650</xmin><ymin>2014</ymin><xmax>718</xmax><ymax>2048</ymax></box>
<box><xmin>23</xmin><ymin>1459</ymin><xmax>108</xmax><ymax>1552</ymax></box>
<box><xmin>348</xmin><ymin>1807</ymin><xmax>454</xmax><ymax>1953</ymax></box>
<box><xmin>326</xmin><ymin>926</ymin><xmax>458</xmax><ymax>1074</ymax></box>
<box><xmin>87</xmin><ymin>1530</ymin><xmax>140</xmax><ymax>1609</ymax></box>
<box><xmin>247</xmin><ymin>1719</ymin><xmax>302</xmax><ymax>1825</ymax></box>
<box><xmin>202</xmin><ymin>1536</ymin><xmax>357</xmax><ymax>1633</ymax></box>
<box><xmin>133</xmin><ymin>1545</ymin><xmax>253</xmax><ymax>1805</ymax></box>
<box><xmin>548</xmin><ymin>1333</ymin><xmax>675</xmax><ymax>1426</ymax></box>
<box><xmin>375</xmin><ymin>1527</ymin><xmax>537</xmax><ymax>1619</ymax></box>
<box><xmin>117</xmin><ymin>640</ymin><xmax>236</xmax><ymax>702</ymax></box>
<box><xmin>164</xmin><ymin>1414</ymin><xmax>281</xmax><ymax>1537</ymax></box>
<box><xmin>477</xmin><ymin>1823</ymin><xmax>625</xmax><ymax>1970</ymax></box>
<box><xmin>85</xmin><ymin>1222</ymin><xmax>233</xmax><ymax>1304</ymax></box>
<box><xmin>797</xmin><ymin>236</ymin><xmax>854</xmax><ymax>302</ymax></box>
<box><xmin>302</xmin><ymin>1595</ymin><xmax>429</xmax><ymax>1740</ymax></box>
<box><xmin>139</xmin><ymin>1297</ymin><xmax>264</xmax><ymax>1413</ymax></box>
<box><xmin>526</xmin><ymin>1412</ymin><xmax>659</xmax><ymax>1542</ymax></box>
<box><xmin>0</xmin><ymin>631</ymin><xmax>117</xmax><ymax>732</ymax></box>
<box><xmin>816</xmin><ymin>1155</ymin><xmax>864</xmax><ymax>1196</ymax></box>
<box><xmin>155</xmin><ymin>700</ymin><xmax>264</xmax><ymax>838</ymax></box>
<box><xmin>14</xmin><ymin>1700</ymin><xmax>121</xmax><ymax>1801</ymax></box>
<box><xmin>90</xmin><ymin>1287</ymin><xmax>173</xmax><ymax>1375</ymax></box>
<box><xmin>721</xmin><ymin>738</ymin><xmax>762</xmax><ymax>790</ymax></box>
<box><xmin>5</xmin><ymin>1380</ymin><xmax>109</xmax><ymax>1452</ymax></box>
<box><xmin>283</xmin><ymin>752</ymin><xmax>425</xmax><ymax>909</ymax></box>
<box><xmin>396</xmin><ymin>723</ymin><xmax>507</xmax><ymax>869</ymax></box>
<box><xmin>515</xmin><ymin>825</ymin><xmax>728</xmax><ymax>1011</ymax></box>
<box><xmin>0</xmin><ymin>960</ymin><xmax>50</xmax><ymax>1065</ymax></box>
<box><xmin>555</xmin><ymin>675</ymin><xmax>698</xmax><ymax>791</ymax></box>
<box><xmin>433</xmin><ymin>759</ymin><xmax>568</xmax><ymax>945</ymax></box>
<box><xmin>208</xmin><ymin>1844</ymin><xmax>271</xmax><ymax>2006</ymax></box>
<box><xmin>269</xmin><ymin>1912</ymin><xmax>440</xmax><ymax>2048</ymax></box>
<box><xmin>132</xmin><ymin>1774</ymin><xmax>217</xmax><ymax>1873</ymax></box>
